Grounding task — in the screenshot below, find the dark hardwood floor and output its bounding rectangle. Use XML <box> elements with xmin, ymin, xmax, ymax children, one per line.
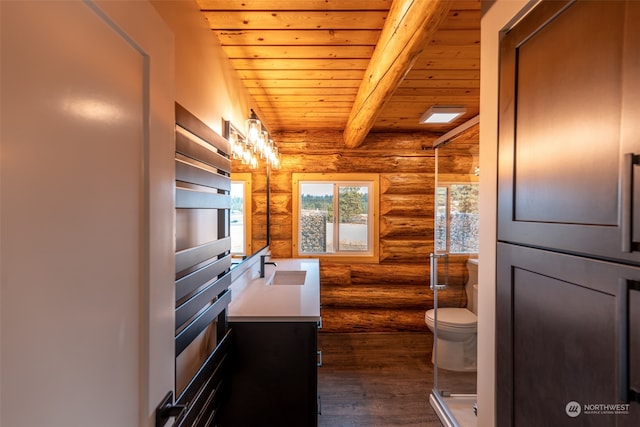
<box><xmin>317</xmin><ymin>332</ymin><xmax>445</xmax><ymax>427</ymax></box>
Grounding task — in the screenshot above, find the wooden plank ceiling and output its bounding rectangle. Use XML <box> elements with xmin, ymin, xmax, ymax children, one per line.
<box><xmin>196</xmin><ymin>0</ymin><xmax>480</xmax><ymax>137</ymax></box>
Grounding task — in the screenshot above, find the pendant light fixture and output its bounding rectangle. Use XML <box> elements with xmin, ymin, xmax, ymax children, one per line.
<box><xmin>223</xmin><ymin>111</ymin><xmax>280</xmax><ymax>170</ymax></box>
<box><xmin>246</xmin><ymin>109</ymin><xmax>262</xmax><ymax>149</ymax></box>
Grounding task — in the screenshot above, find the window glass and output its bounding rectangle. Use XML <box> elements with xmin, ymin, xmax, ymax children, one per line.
<box><xmin>449</xmin><ymin>184</ymin><xmax>479</xmax><ymax>253</ymax></box>
<box><xmin>337</xmin><ymin>185</ymin><xmax>369</xmax><ymax>252</ymax></box>
<box><xmin>300</xmin><ymin>183</ymin><xmax>333</xmax><ymax>253</ymax></box>
<box><xmin>436</xmin><ymin>183</ymin><xmax>479</xmax><ymax>254</ymax></box>
<box><xmin>230</xmin><ymin>181</ymin><xmax>245</xmax><ymax>255</ymax></box>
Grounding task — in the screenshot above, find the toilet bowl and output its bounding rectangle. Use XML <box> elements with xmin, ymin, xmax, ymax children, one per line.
<box><xmin>425</xmin><ymin>308</ymin><xmax>477</xmax><ymax>372</ymax></box>
<box><xmin>425</xmin><ymin>259</ymin><xmax>479</xmax><ymax>372</ymax></box>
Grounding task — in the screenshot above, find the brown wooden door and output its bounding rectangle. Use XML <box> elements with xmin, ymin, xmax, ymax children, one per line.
<box><xmin>497</xmin><ymin>243</ymin><xmax>640</xmax><ymax>426</ymax></box>
<box><xmin>498</xmin><ymin>0</ymin><xmax>640</xmax><ymax>263</ymax></box>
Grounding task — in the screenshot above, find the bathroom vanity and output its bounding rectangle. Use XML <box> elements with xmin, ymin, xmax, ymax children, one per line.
<box><xmin>218</xmin><ymin>258</ymin><xmax>321</xmax><ymax>427</ymax></box>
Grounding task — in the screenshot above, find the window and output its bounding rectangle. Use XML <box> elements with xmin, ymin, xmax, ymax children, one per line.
<box><xmin>293</xmin><ymin>173</ymin><xmax>379</xmax><ymax>262</ymax></box>
<box><xmin>230</xmin><ymin>173</ymin><xmax>252</xmax><ymax>256</ymax></box>
<box><xmin>435</xmin><ymin>183</ymin><xmax>479</xmax><ymax>254</ymax></box>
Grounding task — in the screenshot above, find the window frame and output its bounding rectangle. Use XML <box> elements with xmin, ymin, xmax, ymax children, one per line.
<box><xmin>292</xmin><ymin>173</ymin><xmax>379</xmax><ymax>263</ymax></box>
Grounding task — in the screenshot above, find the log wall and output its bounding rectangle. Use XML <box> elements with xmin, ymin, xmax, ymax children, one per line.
<box><xmin>269</xmin><ymin>129</ymin><xmax>479</xmax><ymax>332</ymax></box>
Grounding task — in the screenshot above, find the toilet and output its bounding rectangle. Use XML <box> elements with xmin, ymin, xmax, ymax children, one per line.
<box><xmin>425</xmin><ymin>259</ymin><xmax>478</xmax><ymax>372</ymax></box>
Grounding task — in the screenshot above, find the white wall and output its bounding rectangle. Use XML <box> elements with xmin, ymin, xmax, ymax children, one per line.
<box><xmin>151</xmin><ymin>1</ymin><xmax>266</xmax><ymax>136</ymax></box>
<box><xmin>478</xmin><ymin>1</ymin><xmax>538</xmax><ymax>425</ymax></box>
<box><xmin>0</xmin><ymin>1</ymin><xmax>175</xmax><ymax>426</ymax></box>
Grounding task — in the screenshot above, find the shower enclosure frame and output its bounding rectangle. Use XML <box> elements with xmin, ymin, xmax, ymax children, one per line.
<box><xmin>429</xmin><ymin>128</ymin><xmax>479</xmax><ymax>427</ymax></box>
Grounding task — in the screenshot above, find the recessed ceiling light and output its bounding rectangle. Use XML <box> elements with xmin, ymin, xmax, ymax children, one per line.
<box><xmin>419</xmin><ymin>106</ymin><xmax>466</xmax><ymax>124</ymax></box>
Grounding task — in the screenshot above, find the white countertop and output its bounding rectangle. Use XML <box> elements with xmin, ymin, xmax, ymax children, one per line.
<box><xmin>227</xmin><ymin>258</ymin><xmax>321</xmax><ymax>322</ymax></box>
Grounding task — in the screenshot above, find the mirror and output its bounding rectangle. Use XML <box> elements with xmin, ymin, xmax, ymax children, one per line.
<box><xmin>224</xmin><ymin>120</ymin><xmax>269</xmax><ymax>266</ymax></box>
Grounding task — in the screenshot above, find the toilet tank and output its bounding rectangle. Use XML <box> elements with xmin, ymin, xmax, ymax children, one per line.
<box><xmin>466</xmin><ymin>259</ymin><xmax>479</xmax><ymax>315</ymax></box>
<box><xmin>472</xmin><ymin>284</ymin><xmax>478</xmax><ymax>315</ymax></box>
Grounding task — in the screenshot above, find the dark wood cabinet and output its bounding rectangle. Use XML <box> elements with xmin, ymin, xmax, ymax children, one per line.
<box><xmin>498</xmin><ymin>0</ymin><xmax>640</xmax><ymax>263</ymax></box>
<box><xmin>497</xmin><ymin>1</ymin><xmax>640</xmax><ymax>425</ymax></box>
<box><xmin>218</xmin><ymin>321</ymin><xmax>319</xmax><ymax>427</ymax></box>
<box><xmin>497</xmin><ymin>244</ymin><xmax>640</xmax><ymax>426</ymax></box>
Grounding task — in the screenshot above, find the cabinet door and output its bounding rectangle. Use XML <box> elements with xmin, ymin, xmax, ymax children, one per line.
<box><xmin>498</xmin><ymin>0</ymin><xmax>640</xmax><ymax>263</ymax></box>
<box><xmin>219</xmin><ymin>322</ymin><xmax>318</xmax><ymax>427</ymax></box>
<box><xmin>496</xmin><ymin>243</ymin><xmax>640</xmax><ymax>426</ymax></box>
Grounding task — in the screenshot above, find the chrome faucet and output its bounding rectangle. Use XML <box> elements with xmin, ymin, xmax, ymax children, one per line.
<box><xmin>259</xmin><ymin>254</ymin><xmax>277</xmax><ymax>278</ymax></box>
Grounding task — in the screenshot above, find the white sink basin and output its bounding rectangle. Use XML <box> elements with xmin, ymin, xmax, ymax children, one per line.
<box><xmin>271</xmin><ymin>270</ymin><xmax>307</xmax><ymax>285</ymax></box>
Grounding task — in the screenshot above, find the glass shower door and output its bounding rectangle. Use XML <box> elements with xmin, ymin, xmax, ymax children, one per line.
<box><xmin>429</xmin><ymin>136</ymin><xmax>479</xmax><ymax>427</ymax></box>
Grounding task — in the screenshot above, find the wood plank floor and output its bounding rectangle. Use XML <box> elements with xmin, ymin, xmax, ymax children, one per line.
<box><xmin>317</xmin><ymin>332</ymin><xmax>445</xmax><ymax>427</ymax></box>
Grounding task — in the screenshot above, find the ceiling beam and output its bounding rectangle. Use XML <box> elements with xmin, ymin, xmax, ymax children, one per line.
<box><xmin>343</xmin><ymin>0</ymin><xmax>453</xmax><ymax>148</ymax></box>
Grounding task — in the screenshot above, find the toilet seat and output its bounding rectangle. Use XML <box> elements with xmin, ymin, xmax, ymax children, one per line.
<box><xmin>425</xmin><ymin>308</ymin><xmax>477</xmax><ymax>332</ymax></box>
